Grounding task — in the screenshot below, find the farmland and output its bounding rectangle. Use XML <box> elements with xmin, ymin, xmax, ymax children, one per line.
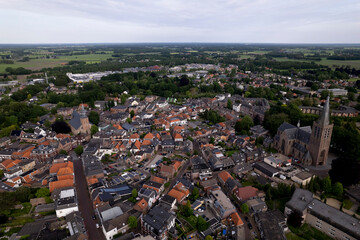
<box><xmin>274</xmin><ymin>57</ymin><xmax>360</xmax><ymax>69</ymax></box>
<box><xmin>0</xmin><ymin>53</ymin><xmax>114</xmax><ymax>73</ymax></box>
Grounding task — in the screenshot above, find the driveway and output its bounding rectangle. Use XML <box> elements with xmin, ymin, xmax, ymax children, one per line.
<box><xmin>73</xmin><ymin>152</ymin><xmax>105</xmax><ymax>240</ymax></box>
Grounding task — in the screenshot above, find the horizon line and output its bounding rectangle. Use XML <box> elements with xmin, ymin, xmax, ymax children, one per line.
<box><xmin>1</xmin><ymin>42</ymin><xmax>360</xmax><ymax>46</ymax></box>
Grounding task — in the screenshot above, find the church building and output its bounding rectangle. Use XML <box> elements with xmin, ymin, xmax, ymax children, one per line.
<box><xmin>68</xmin><ymin>106</ymin><xmax>91</xmax><ymax>135</ymax></box>
<box><xmin>273</xmin><ymin>96</ymin><xmax>333</xmax><ymax>166</ymax></box>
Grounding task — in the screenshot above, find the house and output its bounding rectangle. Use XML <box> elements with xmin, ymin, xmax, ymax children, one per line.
<box><xmin>159</xmin><ymin>195</ymin><xmax>177</xmax><ymax>210</ymax></box>
<box><xmin>168</xmin><ymin>182</ymin><xmax>190</xmax><ymax>204</ymax></box>
<box><xmin>191</xmin><ymin>156</ymin><xmax>212</xmax><ymax>181</ymax></box>
<box><xmin>246</xmin><ymin>198</ymin><xmax>268</xmax><ymax>215</ymax></box>
<box><xmin>217</xmin><ymin>170</ymin><xmax>232</xmax><ymax>185</ymax></box>
<box><xmin>228</xmin><ymin>212</ymin><xmax>244</xmax><ymax>227</ymax></box>
<box><xmin>201</xmin><ymin>179</ymin><xmax>220</xmax><ymax>193</ymax></box>
<box><xmin>56</xmin><ymin>188</ymin><xmax>79</xmax><ymax>218</ymax></box>
<box><xmin>253</xmin><ymin>162</ymin><xmax>279</xmax><ymax>178</ymax></box>
<box><xmin>49</xmin><ymin>161</ymin><xmax>74</xmax><ymax>192</ymax></box>
<box><xmin>285</xmin><ymin>189</ymin><xmax>360</xmax><ymax>240</ymax></box>
<box><xmin>138</xmin><ymin>188</ymin><xmax>157</xmax><ymax>207</ymax></box>
<box><xmin>97</xmin><ymin>204</ymin><xmax>131</xmax><ymax>240</ymax></box>
<box><xmin>254</xmin><ymin>210</ymin><xmax>287</xmax><ymax>240</ymax></box>
<box><xmin>210</xmin><ymin>189</ymin><xmax>236</xmax><ymax>219</ymax></box>
<box><xmin>291</xmin><ymin>171</ymin><xmax>313</xmax><ymax>186</ymax></box>
<box><xmin>134</xmin><ymin>198</ymin><xmax>148</xmax><ymax>213</ymax></box>
<box><xmin>142</xmin><ymin>205</ymin><xmax>176</xmax><ymax>240</ymax></box>
<box><xmin>66</xmin><ymin>211</ymin><xmax>87</xmax><ymax>239</ymax></box>
<box><xmin>143</xmin><ymin>181</ymin><xmax>164</xmax><ymax>194</ymax></box>
<box><xmin>234</xmin><ymin>186</ymin><xmax>263</xmax><ymax>202</ymax></box>
<box><xmin>160</xmin><ymin>161</ymin><xmax>182</xmax><ymax>178</ymax></box>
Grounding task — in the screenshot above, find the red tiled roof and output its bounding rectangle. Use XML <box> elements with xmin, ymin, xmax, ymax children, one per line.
<box><xmin>218</xmin><ymin>170</ymin><xmax>232</xmax><ymax>184</ymax></box>
<box><xmin>230</xmin><ymin>212</ymin><xmax>244</xmax><ymax>226</ymax></box>
<box><xmin>235</xmin><ymin>186</ymin><xmax>259</xmax><ymax>201</ymax></box>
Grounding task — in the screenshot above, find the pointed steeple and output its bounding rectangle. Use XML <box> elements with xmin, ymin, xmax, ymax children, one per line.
<box><xmin>80</xmin><ymin>104</ymin><xmax>87</xmax><ymax>118</ymax></box>
<box><xmin>318</xmin><ymin>96</ymin><xmax>330</xmax><ymax>126</ymax></box>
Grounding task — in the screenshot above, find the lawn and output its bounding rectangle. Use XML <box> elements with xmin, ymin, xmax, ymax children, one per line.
<box><xmin>286</xmin><ymin>232</ymin><xmax>306</xmax><ymax>240</ymax></box>
<box><xmin>347</xmin><ymin>78</ymin><xmax>359</xmax><ymax>82</ymax></box>
<box><xmin>288</xmin><ymin>224</ymin><xmax>334</xmax><ymax>240</ymax></box>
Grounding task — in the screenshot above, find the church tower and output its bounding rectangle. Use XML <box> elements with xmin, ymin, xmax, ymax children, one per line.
<box><xmin>79</xmin><ymin>105</ymin><xmax>91</xmax><ymax>134</ymax></box>
<box><xmin>308</xmin><ymin>96</ymin><xmax>333</xmax><ymax>166</ymax></box>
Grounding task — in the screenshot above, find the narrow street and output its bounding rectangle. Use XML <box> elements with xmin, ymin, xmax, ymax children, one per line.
<box><xmin>73</xmin><ymin>152</ymin><xmax>106</xmax><ymax>240</ymax></box>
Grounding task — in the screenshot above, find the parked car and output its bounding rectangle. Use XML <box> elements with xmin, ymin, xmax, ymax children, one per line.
<box><xmin>244</xmin><ymin>216</ymin><xmax>249</xmax><ymax>222</ymax></box>
<box><xmin>247</xmin><ymin>223</ymin><xmax>253</xmax><ymax>229</ymax></box>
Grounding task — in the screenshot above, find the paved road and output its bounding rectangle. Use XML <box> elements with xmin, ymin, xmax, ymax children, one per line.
<box><xmin>73</xmin><ymin>153</ymin><xmax>105</xmax><ymax>240</ymax></box>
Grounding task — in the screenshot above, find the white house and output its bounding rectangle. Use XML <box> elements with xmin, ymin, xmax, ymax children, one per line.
<box><xmin>56</xmin><ymin>188</ymin><xmax>79</xmax><ymax>218</ymax></box>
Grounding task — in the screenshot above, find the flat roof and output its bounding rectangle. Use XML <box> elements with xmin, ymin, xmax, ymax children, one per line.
<box><xmin>308</xmin><ymin>199</ymin><xmax>360</xmax><ymax>239</ymax></box>
<box><xmin>212</xmin><ymin>189</ymin><xmax>235</xmax><ymax>210</ymax></box>
<box><xmin>60</xmin><ymin>188</ymin><xmax>75</xmax><ymax>199</ymax></box>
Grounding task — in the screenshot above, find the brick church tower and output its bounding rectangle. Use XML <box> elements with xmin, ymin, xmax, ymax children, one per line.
<box><xmin>309</xmin><ymin>96</ymin><xmax>333</xmax><ymax>166</ymax></box>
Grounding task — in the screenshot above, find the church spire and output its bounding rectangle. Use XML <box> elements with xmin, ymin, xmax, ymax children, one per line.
<box><xmin>318</xmin><ymin>95</ymin><xmax>330</xmax><ymax>126</ymax></box>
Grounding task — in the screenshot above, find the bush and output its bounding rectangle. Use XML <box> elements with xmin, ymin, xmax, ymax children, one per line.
<box><xmin>342</xmin><ymin>199</ymin><xmax>353</xmax><ymax>210</ymax></box>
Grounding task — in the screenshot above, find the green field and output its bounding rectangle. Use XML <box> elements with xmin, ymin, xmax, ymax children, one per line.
<box><xmin>274</xmin><ymin>57</ymin><xmax>360</xmax><ymax>69</ymax></box>
<box><xmin>0</xmin><ymin>53</ymin><xmax>114</xmax><ymax>73</ymax></box>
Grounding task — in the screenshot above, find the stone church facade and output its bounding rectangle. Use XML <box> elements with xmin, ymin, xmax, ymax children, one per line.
<box><xmin>273</xmin><ymin>96</ymin><xmax>333</xmax><ymax>166</ymax></box>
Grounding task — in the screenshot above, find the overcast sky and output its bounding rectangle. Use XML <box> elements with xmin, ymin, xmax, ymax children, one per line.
<box><xmin>0</xmin><ymin>0</ymin><xmax>359</xmax><ymax>44</ymax></box>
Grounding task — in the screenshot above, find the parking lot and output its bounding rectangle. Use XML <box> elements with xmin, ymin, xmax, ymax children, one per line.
<box><xmin>144</xmin><ymin>154</ymin><xmax>163</xmax><ymax>169</ymax></box>
<box><xmin>194</xmin><ymin>204</ymin><xmax>217</xmax><ymax>222</ymax></box>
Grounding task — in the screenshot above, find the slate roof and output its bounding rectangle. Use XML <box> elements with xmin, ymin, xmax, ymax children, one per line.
<box><xmin>69</xmin><ymin>111</ymin><xmax>82</xmax><ymax>130</ymax></box>
<box><xmin>143</xmin><ymin>205</ymin><xmax>175</xmax><ymax>235</ymax></box>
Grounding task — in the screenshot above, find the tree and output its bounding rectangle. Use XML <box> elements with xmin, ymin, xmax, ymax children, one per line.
<box><xmin>190</xmin><ymin>187</ymin><xmax>200</xmax><ymax>202</ymax></box>
<box><xmin>332</xmin><ymin>182</ymin><xmax>343</xmax><ymax>198</ymax></box>
<box><xmin>205</xmin><ymin>236</ymin><xmax>213</xmax><ymax>240</ymax></box>
<box><xmin>130</xmin><ymin>110</ymin><xmax>135</xmax><ymax>118</ymax></box>
<box><xmin>196</xmin><ymin>215</ymin><xmax>210</xmax><ymax>231</ymax></box>
<box><xmin>264</xmin><ymin>112</ymin><xmax>289</xmax><ymax>136</ymax></box>
<box><xmin>89</xmin><ymin>111</ymin><xmax>100</xmax><ymax>125</ymax></box>
<box><xmin>320</xmin><ymin>90</ymin><xmax>333</xmax><ymax>99</ymax></box>
<box><xmin>322</xmin><ymin>176</ymin><xmax>332</xmax><ymax>194</ymax></box>
<box><xmin>14</xmin><ymin>187</ymin><xmax>32</xmax><ymax>203</ymax></box>
<box><xmin>240</xmin><ymin>203</ymin><xmax>249</xmax><ymax>214</ymax></box>
<box><xmin>348</xmin><ymin>92</ymin><xmax>355</xmax><ymax>101</ymax></box>
<box><xmin>287</xmin><ymin>211</ymin><xmax>303</xmax><ymax>227</ymax></box>
<box><xmin>91</xmin><ymin>125</ymin><xmax>98</xmax><ymax>136</ymax></box>
<box><xmin>59</xmin><ymin>149</ymin><xmax>67</xmax><ymax>155</ymax></box>
<box><xmin>51</xmin><ymin>120</ymin><xmax>71</xmax><ymax>134</ymax></box>
<box><xmin>35</xmin><ymin>188</ymin><xmax>50</xmax><ymax>198</ymax></box>
<box><xmin>209</xmin><ymin>137</ymin><xmax>215</xmax><ymax>145</ymax></box>
<box><xmin>180</xmin><ymin>200</ymin><xmax>193</xmax><ymax>217</ymax></box>
<box><xmin>128</xmin><ymin>216</ymin><xmax>138</xmax><ymax>229</ymax></box>
<box><xmin>132</xmin><ymin>189</ymin><xmax>138</xmax><ymax>198</ymax></box>
<box><xmin>74</xmin><ymin>145</ymin><xmax>83</xmax><ymax>156</ymax></box>
<box><xmin>235</xmin><ymin>115</ymin><xmax>253</xmax><ymax>134</ymax></box>
<box><xmin>227</xmin><ymin>99</ymin><xmax>232</xmax><ymax>109</ymax></box>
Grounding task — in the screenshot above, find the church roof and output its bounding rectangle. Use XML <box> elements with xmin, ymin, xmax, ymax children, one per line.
<box><xmin>278</xmin><ymin>122</ymin><xmax>296</xmax><ymax>131</ymax></box>
<box><xmin>69</xmin><ymin>111</ymin><xmax>81</xmax><ymax>130</ymax></box>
